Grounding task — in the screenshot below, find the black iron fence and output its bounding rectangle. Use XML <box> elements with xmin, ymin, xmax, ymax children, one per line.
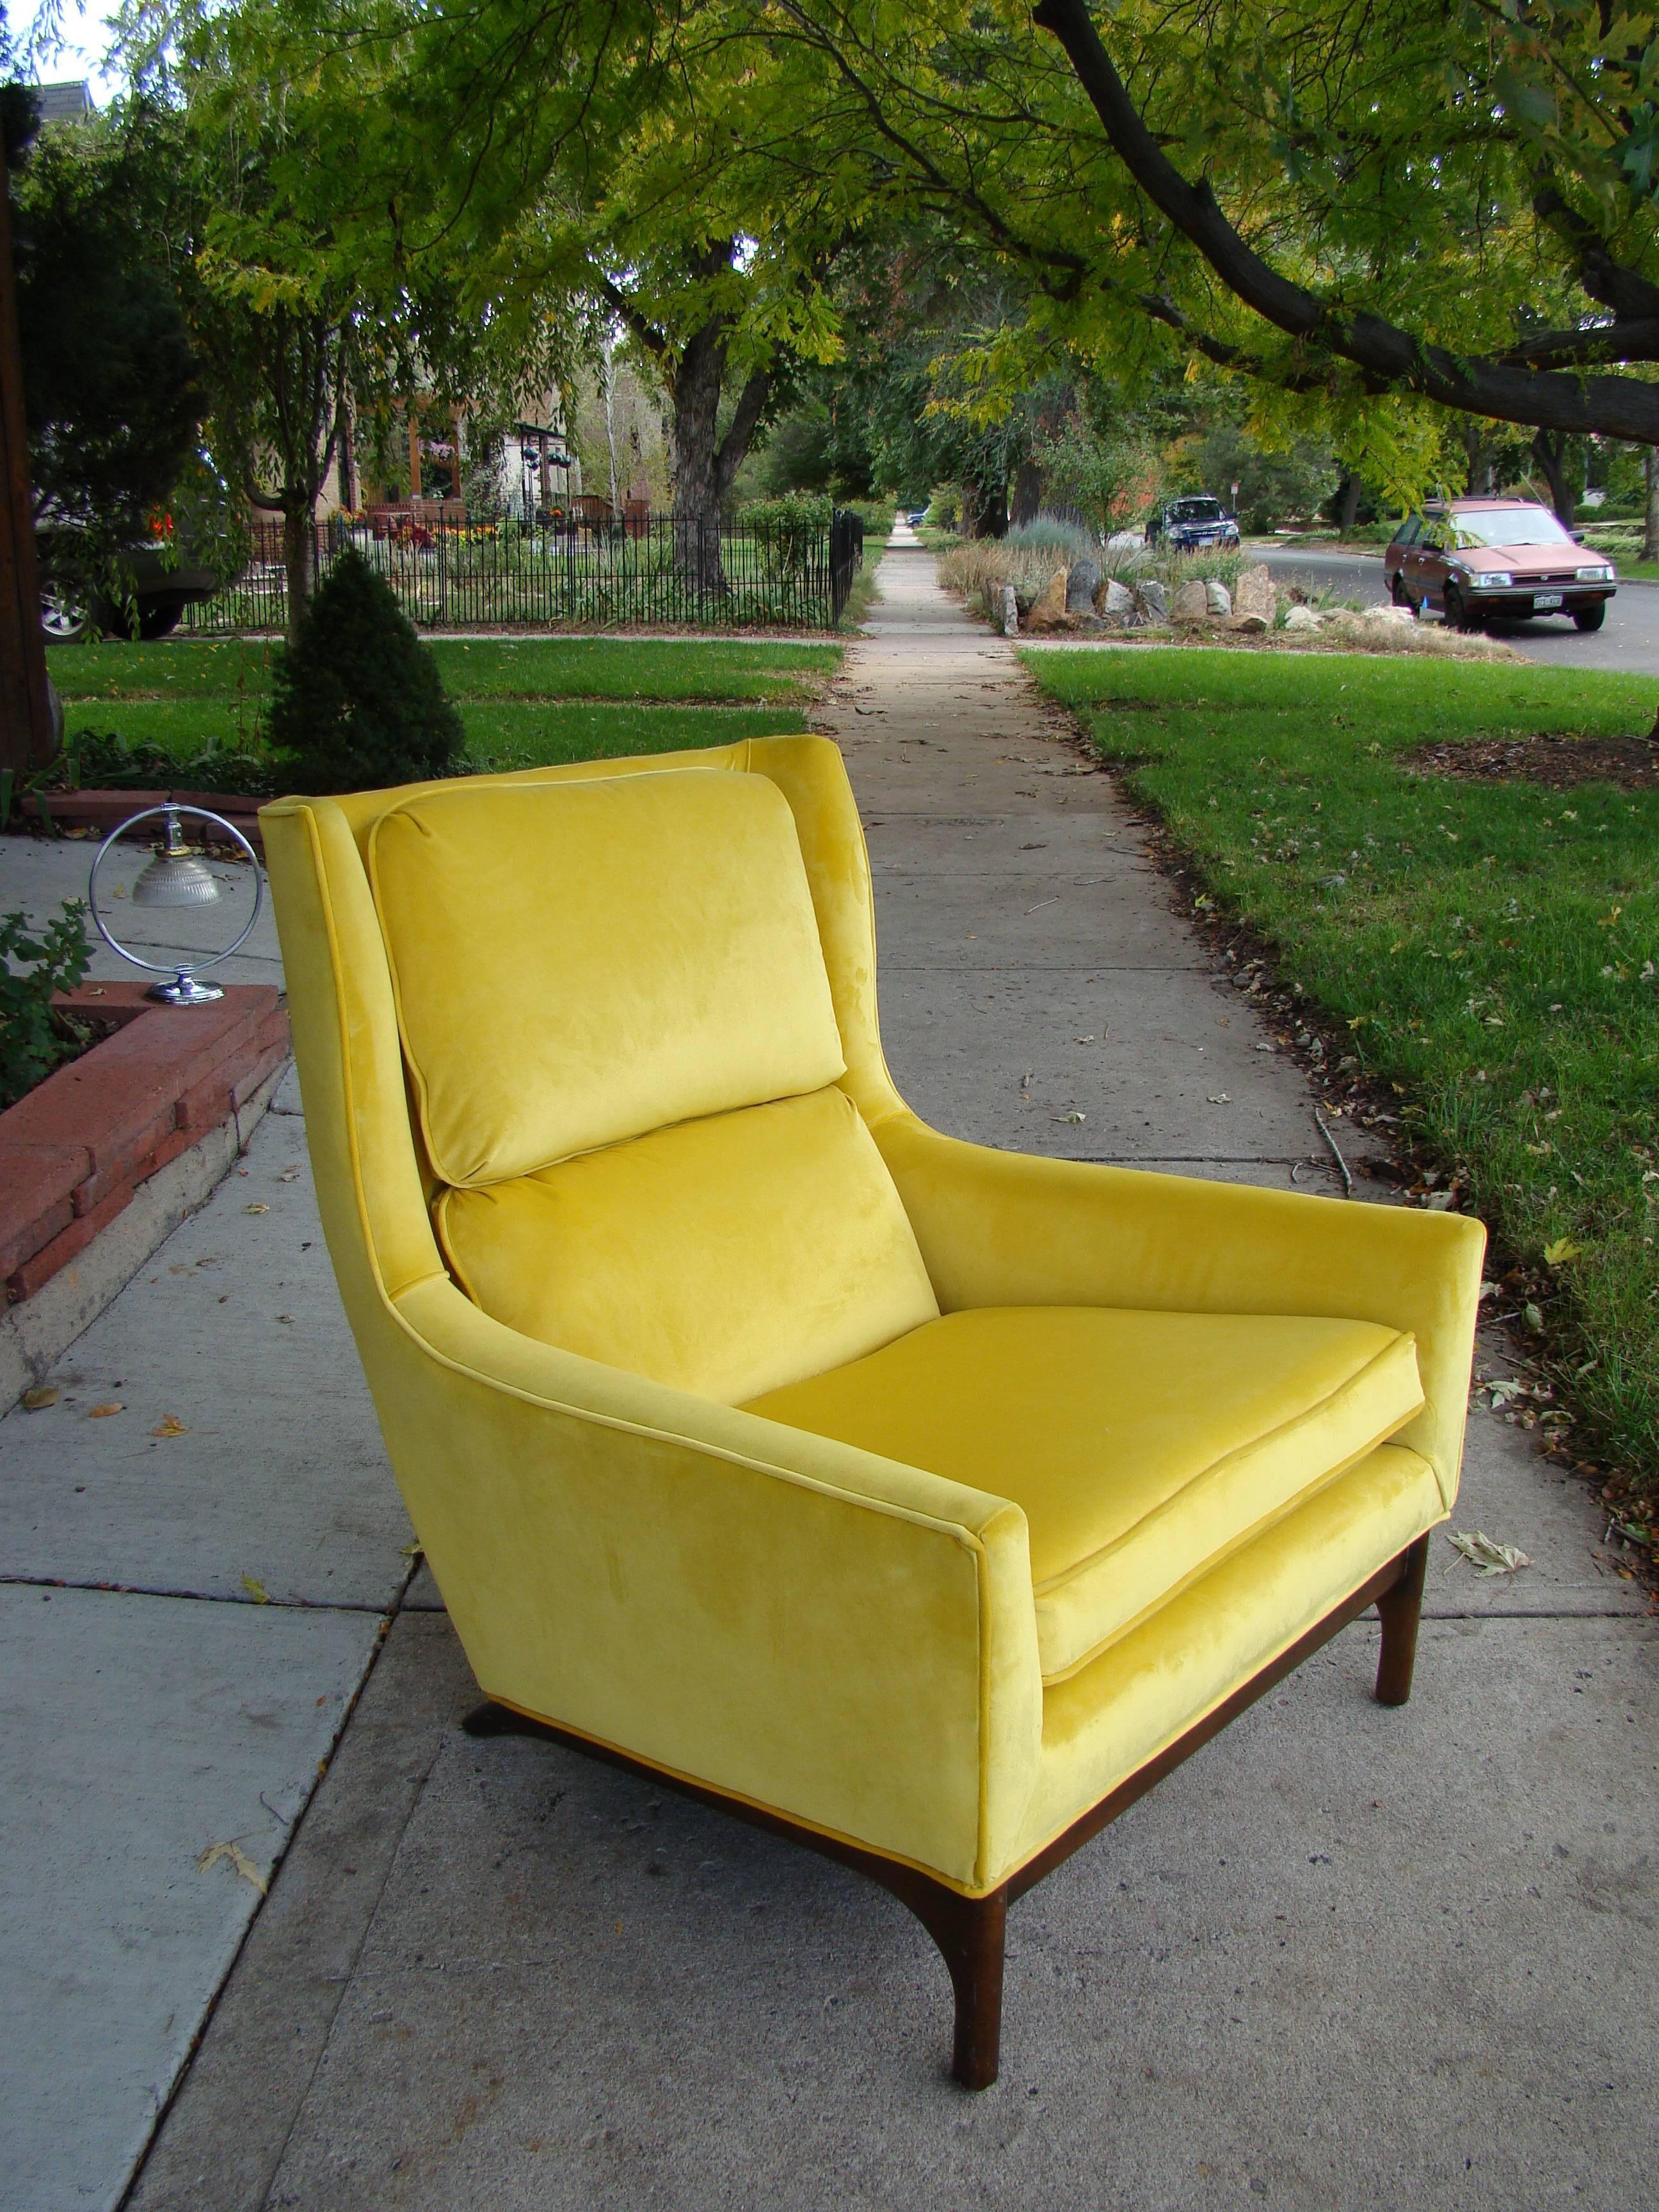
<box><xmin>186</xmin><ymin>509</ymin><xmax>865</xmax><ymax>635</ymax></box>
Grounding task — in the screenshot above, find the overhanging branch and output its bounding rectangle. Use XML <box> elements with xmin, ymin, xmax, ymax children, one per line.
<box><xmin>1032</xmin><ymin>0</ymin><xmax>1659</xmax><ymax>441</ymax></box>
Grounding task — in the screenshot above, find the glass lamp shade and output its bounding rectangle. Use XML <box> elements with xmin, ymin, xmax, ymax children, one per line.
<box><xmin>131</xmin><ymin>812</ymin><xmax>221</xmax><ymax>908</ymax></box>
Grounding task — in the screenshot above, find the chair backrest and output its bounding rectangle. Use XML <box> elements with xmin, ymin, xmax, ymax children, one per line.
<box><xmin>264</xmin><ymin>740</ymin><xmax>936</xmax><ymax>1404</ymax></box>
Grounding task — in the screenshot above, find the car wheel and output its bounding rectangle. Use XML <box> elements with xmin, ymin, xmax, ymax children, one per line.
<box><xmin>1444</xmin><ymin>584</ymin><xmax>1477</xmax><ymax>632</ymax></box>
<box><xmin>1573</xmin><ymin>602</ymin><xmax>1607</xmax><ymax>633</ymax></box>
<box><xmin>40</xmin><ymin>582</ymin><xmax>91</xmax><ymax>643</ymax></box>
<box><xmin>137</xmin><ymin>597</ymin><xmax>184</xmax><ymax>641</ymax></box>
<box><xmin>1390</xmin><ymin>572</ymin><xmax>1418</xmax><ymax>614</ymax></box>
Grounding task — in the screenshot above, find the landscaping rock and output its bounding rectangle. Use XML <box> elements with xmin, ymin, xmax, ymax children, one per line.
<box><xmin>1135</xmin><ymin>578</ymin><xmax>1169</xmax><ymax>622</ymax></box>
<box><xmin>1235</xmin><ymin>563</ymin><xmax>1276</xmax><ymax>621</ymax></box>
<box><xmin>1233</xmin><ymin>611</ymin><xmax>1270</xmax><ymax>634</ymax></box>
<box><xmin>1024</xmin><ymin>566</ymin><xmax>1070</xmax><ymax>630</ymax></box>
<box><xmin>1205</xmin><ymin>579</ymin><xmax>1233</xmax><ymax>616</ymax></box>
<box><xmin>1066</xmin><ymin>557</ymin><xmax>1102</xmax><ymax>613</ymax></box>
<box><xmin>1284</xmin><ymin>603</ymin><xmax>1324</xmax><ymax>632</ymax></box>
<box><xmin>1096</xmin><ymin>577</ymin><xmax>1135</xmax><ymax>618</ymax></box>
<box><xmin>999</xmin><ymin>583</ymin><xmax>1019</xmax><ymax>636</ymax></box>
<box><xmin>1169</xmin><ymin>579</ymin><xmax>1211</xmax><ymax>623</ymax></box>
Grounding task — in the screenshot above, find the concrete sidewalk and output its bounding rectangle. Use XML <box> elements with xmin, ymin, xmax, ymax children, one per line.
<box><xmin>7</xmin><ymin>542</ymin><xmax>1658</xmax><ymax>2210</ymax></box>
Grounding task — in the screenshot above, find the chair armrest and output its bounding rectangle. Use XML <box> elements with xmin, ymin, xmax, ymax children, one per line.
<box><xmin>876</xmin><ymin>1117</ymin><xmax>1486</xmax><ymax>1508</ymax></box>
<box><xmin>383</xmin><ymin>1275</ymin><xmax>1043</xmax><ymax>1891</ymax></box>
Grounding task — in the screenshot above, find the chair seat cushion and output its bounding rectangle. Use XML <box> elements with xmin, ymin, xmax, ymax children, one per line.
<box><xmin>743</xmin><ymin>1306</ymin><xmax>1425</xmax><ymax>1680</ymax></box>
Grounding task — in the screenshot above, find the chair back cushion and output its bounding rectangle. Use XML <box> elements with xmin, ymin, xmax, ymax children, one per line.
<box><xmin>437</xmin><ymin>1086</ymin><xmax>940</xmax><ymax>1402</ymax></box>
<box><xmin>370</xmin><ymin>769</ymin><xmax>846</xmax><ymax>1187</ymax></box>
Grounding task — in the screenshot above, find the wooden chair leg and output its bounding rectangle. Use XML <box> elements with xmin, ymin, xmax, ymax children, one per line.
<box><xmin>1374</xmin><ymin>1534</ymin><xmax>1430</xmax><ymax>1706</ymax></box>
<box><xmin>900</xmin><ymin>1879</ymin><xmax>1008</xmax><ymax>2089</ymax></box>
<box><xmin>945</xmin><ymin>1887</ymin><xmax>1007</xmax><ymax>2089</ymax></box>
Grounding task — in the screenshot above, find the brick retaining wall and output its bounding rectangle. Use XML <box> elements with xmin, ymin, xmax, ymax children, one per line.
<box><xmin>1</xmin><ymin>983</ymin><xmax>290</xmax><ymax>1308</ymax></box>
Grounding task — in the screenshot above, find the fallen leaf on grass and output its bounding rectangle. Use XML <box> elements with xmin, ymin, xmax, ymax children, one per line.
<box><xmin>150</xmin><ymin>1415</ymin><xmax>188</xmax><ymax>1438</ymax></box>
<box><xmin>1543</xmin><ymin>1238</ymin><xmax>1582</xmax><ymax>1267</ymax></box>
<box><xmin>1523</xmin><ymin>1302</ymin><xmax>1545</xmax><ymax>1333</ymax></box>
<box><xmin>241</xmin><ymin>1574</ymin><xmax>270</xmax><ymax>1603</ymax></box>
<box><xmin>21</xmin><ymin>1386</ymin><xmax>59</xmax><ymax>1411</ymax></box>
<box><xmin>196</xmin><ymin>1839</ymin><xmax>267</xmax><ymax>1895</ymax></box>
<box><xmin>1447</xmin><ymin>1529</ymin><xmax>1532</xmax><ymax>1576</ymax></box>
<box><xmin>88</xmin><ymin>1402</ymin><xmax>123</xmax><ymax>1418</ymax></box>
<box><xmin>244</xmin><ymin>1202</ymin><xmax>269</xmax><ymax>1215</ymax></box>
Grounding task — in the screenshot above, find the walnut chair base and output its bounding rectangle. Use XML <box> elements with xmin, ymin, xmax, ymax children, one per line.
<box><xmin>463</xmin><ymin>1534</ymin><xmax>1430</xmax><ymax>2090</ymax></box>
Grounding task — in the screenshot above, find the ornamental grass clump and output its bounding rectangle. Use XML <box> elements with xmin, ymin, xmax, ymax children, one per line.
<box><xmin>270</xmin><ymin>549</ymin><xmax>462</xmax><ymax>793</ymax></box>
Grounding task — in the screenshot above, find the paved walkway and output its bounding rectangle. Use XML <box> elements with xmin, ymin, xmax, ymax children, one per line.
<box><xmin>5</xmin><ymin>540</ymin><xmax>1657</xmax><ymax>2211</ymax></box>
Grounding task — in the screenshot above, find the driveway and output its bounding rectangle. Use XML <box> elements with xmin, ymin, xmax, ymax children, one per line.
<box><xmin>1254</xmin><ymin>545</ymin><xmax>1659</xmax><ymax>677</ymax></box>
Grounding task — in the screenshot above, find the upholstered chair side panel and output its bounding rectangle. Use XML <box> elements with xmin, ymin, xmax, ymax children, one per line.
<box><xmin>261</xmin><ymin>799</ymin><xmax>445</xmax><ymax>1317</ymax></box>
<box><xmin>875</xmin><ymin>1119</ymin><xmax>1486</xmax><ymax>1511</ymax></box>
<box><xmin>389</xmin><ymin>1279</ymin><xmax>1046</xmax><ymax>1893</ymax></box>
<box><xmin>744</xmin><ymin>737</ymin><xmax>910</xmax><ymax>1130</ymax></box>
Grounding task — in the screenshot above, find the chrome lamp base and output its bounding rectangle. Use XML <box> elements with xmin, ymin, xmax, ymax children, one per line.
<box><xmin>148</xmin><ymin>971</ymin><xmax>225</xmax><ymax>1006</ymax></box>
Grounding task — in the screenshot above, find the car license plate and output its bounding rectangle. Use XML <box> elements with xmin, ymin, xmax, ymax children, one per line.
<box><xmin>1533</xmin><ymin>593</ymin><xmax>1564</xmax><ymax>610</ymax></box>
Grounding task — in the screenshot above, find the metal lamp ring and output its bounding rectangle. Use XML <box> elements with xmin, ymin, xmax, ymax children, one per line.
<box><xmin>88</xmin><ymin>805</ymin><xmax>264</xmax><ymax>1004</ymax></box>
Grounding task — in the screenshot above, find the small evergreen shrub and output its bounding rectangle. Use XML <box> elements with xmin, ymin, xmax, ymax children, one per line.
<box><xmin>269</xmin><ymin>549</ymin><xmax>463</xmax><ymax>793</ymax></box>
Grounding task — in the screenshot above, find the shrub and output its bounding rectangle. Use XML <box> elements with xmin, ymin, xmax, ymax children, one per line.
<box><xmin>269</xmin><ymin>548</ymin><xmax>463</xmax><ymax>793</ymax></box>
<box><xmin>1004</xmin><ymin>518</ymin><xmax>1099</xmax><ymax>563</ymax></box>
<box><xmin>52</xmin><ymin>730</ymin><xmax>281</xmax><ymax>798</ymax></box>
<box><xmin>1</xmin><ymin>900</ymin><xmax>92</xmax><ymax>1111</ymax></box>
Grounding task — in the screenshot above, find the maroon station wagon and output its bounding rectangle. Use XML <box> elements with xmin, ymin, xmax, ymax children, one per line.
<box><xmin>1383</xmin><ymin>497</ymin><xmax>1617</xmax><ymax>632</ymax></box>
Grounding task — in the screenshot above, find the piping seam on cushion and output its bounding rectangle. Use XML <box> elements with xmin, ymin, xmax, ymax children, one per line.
<box><xmin>1009</xmin><ymin>1503</ymin><xmax>1452</xmax><ymax>1880</ymax></box>
<box><xmin>1034</xmin><ymin>1434</ymin><xmax>1434</xmax><ymax>1687</ymax></box>
<box><xmin>1029</xmin><ymin>1330</ymin><xmax>1423</xmax><ymax>1598</ymax></box>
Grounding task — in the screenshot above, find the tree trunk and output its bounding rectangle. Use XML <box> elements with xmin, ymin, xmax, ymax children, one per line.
<box><xmin>1644</xmin><ymin>449</ymin><xmax>1659</xmax><ymax>562</ymax></box>
<box><xmin>1462</xmin><ymin>422</ymin><xmax>1496</xmax><ymax>495</ymax></box>
<box><xmin>282</xmin><ymin>501</ymin><xmax>318</xmax><ymax>643</ymax></box>
<box><xmin>0</xmin><ymin>140</ymin><xmax>55</xmax><ymax>773</ymax></box>
<box><xmin>667</xmin><ymin>318</ymin><xmax>728</xmax><ymax>591</ymax></box>
<box><xmin>1010</xmin><ymin>459</ymin><xmax>1044</xmax><ymax>527</ymax></box>
<box><xmin>1532</xmin><ymin>429</ymin><xmax>1577</xmax><ymax>527</ymax></box>
<box><xmin>1336</xmin><ymin>471</ymin><xmax>1362</xmax><ymax>531</ymax></box>
<box><xmin>965</xmin><ymin>465</ymin><xmax>1008</xmax><ymax>538</ymax></box>
<box><xmin>602</xmin><ymin>338</ymin><xmax>621</xmax><ymax>517</ymax></box>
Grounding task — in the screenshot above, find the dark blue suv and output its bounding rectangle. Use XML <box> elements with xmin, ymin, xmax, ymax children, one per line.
<box><xmin>1146</xmin><ymin>495</ymin><xmax>1240</xmax><ymax>552</ymax></box>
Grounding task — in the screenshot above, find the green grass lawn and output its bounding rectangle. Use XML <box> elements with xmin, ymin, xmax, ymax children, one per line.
<box><xmin>1024</xmin><ymin>643</ymin><xmax>1659</xmax><ymax>1496</ymax></box>
<box><xmin>45</xmin><ymin>636</ymin><xmax>837</xmax><ymax>767</ymax></box>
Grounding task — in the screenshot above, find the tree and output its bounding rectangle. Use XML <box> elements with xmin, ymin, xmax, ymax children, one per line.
<box><xmin>13</xmin><ymin>104</ymin><xmax>204</xmax><ymax>546</ymax></box>
<box><xmin>331</xmin><ymin>0</ymin><xmax>851</xmax><ymax>580</ymax></box>
<box><xmin>764</xmin><ymin>0</ymin><xmax>1659</xmax><ymax>474</ymax></box>
<box><xmin>1</xmin><ymin>60</ymin><xmax>51</xmax><ymax>769</ymax></box>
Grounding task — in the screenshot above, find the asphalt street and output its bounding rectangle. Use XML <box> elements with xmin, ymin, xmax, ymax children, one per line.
<box><xmin>1254</xmin><ymin>544</ymin><xmax>1659</xmax><ymax>680</ymax></box>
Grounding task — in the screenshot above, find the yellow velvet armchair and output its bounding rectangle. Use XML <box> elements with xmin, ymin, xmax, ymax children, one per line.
<box><xmin>262</xmin><ymin>737</ymin><xmax>1484</xmax><ymax>2088</ymax></box>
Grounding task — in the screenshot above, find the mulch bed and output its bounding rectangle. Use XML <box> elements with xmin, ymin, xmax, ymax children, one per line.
<box><xmin>1411</xmin><ymin>730</ymin><xmax>1659</xmax><ymax>790</ymax></box>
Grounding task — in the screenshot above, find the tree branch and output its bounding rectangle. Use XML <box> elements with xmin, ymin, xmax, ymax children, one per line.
<box><xmin>1032</xmin><ymin>0</ymin><xmax>1659</xmax><ymax>440</ymax></box>
<box><xmin>714</xmin><ymin>364</ymin><xmax>773</xmax><ymax>503</ymax></box>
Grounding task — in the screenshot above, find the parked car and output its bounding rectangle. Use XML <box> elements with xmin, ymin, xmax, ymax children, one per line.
<box><xmin>38</xmin><ymin>538</ymin><xmax>217</xmax><ymax>643</ymax></box>
<box><xmin>1146</xmin><ymin>495</ymin><xmax>1240</xmax><ymax>552</ymax></box>
<box><xmin>906</xmin><ymin>507</ymin><xmax>929</xmax><ymax>527</ymax></box>
<box><xmin>1383</xmin><ymin>498</ymin><xmax>1615</xmax><ymax>631</ymax></box>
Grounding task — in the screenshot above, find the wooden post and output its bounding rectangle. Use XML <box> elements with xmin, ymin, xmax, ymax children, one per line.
<box><xmin>0</xmin><ymin>140</ymin><xmax>54</xmax><ymax>773</ymax></box>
